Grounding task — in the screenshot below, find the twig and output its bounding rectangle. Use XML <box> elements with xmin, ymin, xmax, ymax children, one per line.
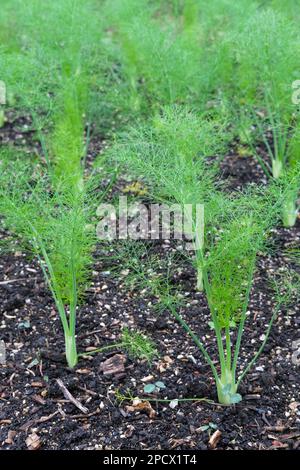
<box><xmin>19</xmin><ymin>410</ymin><xmax>60</xmax><ymax>432</ymax></box>
<box><xmin>56</xmin><ymin>378</ymin><xmax>88</xmax><ymax>414</ymax></box>
<box><xmin>69</xmin><ymin>409</ymin><xmax>101</xmax><ymax>419</ymax></box>
<box><xmin>76</xmin><ymin>385</ymin><xmax>98</xmax><ymax>396</ymax></box>
<box><xmin>0</xmin><ymin>277</ymin><xmax>38</xmax><ymax>285</ymax></box>
<box><xmin>264</xmin><ymin>425</ymin><xmax>289</xmax><ymax>433</ymax></box>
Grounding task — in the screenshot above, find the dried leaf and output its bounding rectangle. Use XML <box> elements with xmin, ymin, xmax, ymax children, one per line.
<box><xmin>126</xmin><ymin>400</ymin><xmax>156</xmax><ymax>418</ymax></box>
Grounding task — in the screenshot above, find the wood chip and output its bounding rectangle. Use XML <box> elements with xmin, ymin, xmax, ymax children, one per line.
<box><xmin>208</xmin><ymin>429</ymin><xmax>222</xmax><ymax>449</ymax></box>
<box><xmin>0</xmin><ymin>277</ymin><xmax>37</xmax><ymax>285</ymax></box>
<box><xmin>5</xmin><ymin>430</ymin><xmax>17</xmax><ymax>445</ymax></box>
<box><xmin>141</xmin><ymin>375</ymin><xmax>154</xmax><ymax>383</ymax></box>
<box><xmin>289</xmin><ymin>402</ymin><xmax>300</xmax><ymax>412</ymax></box>
<box><xmin>271</xmin><ymin>440</ymin><xmax>289</xmax><ymax>449</ymax></box>
<box><xmin>170</xmin><ymin>436</ymin><xmax>195</xmax><ymax>449</ymax></box>
<box><xmin>76</xmin><ymin>368</ymin><xmax>91</xmax><ymax>374</ymax></box>
<box><xmin>31</xmin><ymin>394</ymin><xmax>46</xmax><ymax>405</ymax></box>
<box><xmin>30</xmin><ymin>381</ymin><xmax>44</xmax><ymax>388</ymax></box>
<box><xmin>25</xmin><ymin>432</ymin><xmax>41</xmax><ymax>450</ymax></box>
<box><xmin>264</xmin><ymin>425</ymin><xmax>288</xmax><ymax>433</ymax></box>
<box><xmin>244</xmin><ymin>394</ymin><xmax>261</xmax><ymax>400</ymax></box>
<box><xmin>99</xmin><ymin>353</ymin><xmax>126</xmax><ymax>377</ymax></box>
<box><xmin>69</xmin><ymin>408</ymin><xmax>101</xmax><ymax>420</ymax></box>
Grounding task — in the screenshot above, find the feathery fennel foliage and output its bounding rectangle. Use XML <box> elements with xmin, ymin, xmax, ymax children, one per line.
<box><xmin>50</xmin><ymin>76</ymin><xmax>87</xmax><ymax>190</ymax></box>
<box><xmin>108</xmin><ymin>105</ymin><xmax>228</xmax><ymax>289</ymax></box>
<box><xmin>101</xmin><ymin>0</ymin><xmax>210</xmax><ymax>121</ymax></box>
<box><xmin>0</xmin><ymin>155</ymin><xmax>97</xmax><ymax>368</ymax></box>
<box><xmin>220</xmin><ymin>10</ymin><xmax>300</xmax><ymax>227</ymax></box>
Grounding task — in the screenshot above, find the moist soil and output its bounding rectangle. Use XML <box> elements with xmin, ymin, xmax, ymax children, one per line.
<box><xmin>0</xmin><ymin>118</ymin><xmax>299</xmax><ymax>451</ymax></box>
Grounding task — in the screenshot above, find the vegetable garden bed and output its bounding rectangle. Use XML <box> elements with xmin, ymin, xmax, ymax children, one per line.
<box><xmin>0</xmin><ymin>0</ymin><xmax>299</xmax><ymax>452</ymax></box>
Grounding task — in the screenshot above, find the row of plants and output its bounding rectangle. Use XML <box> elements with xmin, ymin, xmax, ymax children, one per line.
<box><xmin>0</xmin><ymin>0</ymin><xmax>299</xmax><ymax>406</ymax></box>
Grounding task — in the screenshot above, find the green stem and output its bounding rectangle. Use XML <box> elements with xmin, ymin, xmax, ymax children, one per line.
<box><xmin>65</xmin><ymin>330</ymin><xmax>78</xmax><ymax>368</ymax></box>
<box><xmin>216</xmin><ymin>370</ymin><xmax>238</xmax><ymax>405</ymax></box>
<box><xmin>31</xmin><ymin>225</ymin><xmax>78</xmax><ymax>369</ymax></box>
<box><xmin>195</xmin><ymin>204</ymin><xmax>204</xmax><ymax>292</ymax></box>
<box><xmin>79</xmin><ymin>342</ymin><xmax>124</xmax><ymax>357</ymax></box>
<box><xmin>196</xmin><ymin>264</ymin><xmax>203</xmax><ymax>291</ymax></box>
<box><xmin>0</xmin><ymin>108</ymin><xmax>5</xmax><ymax>128</ymax></box>
<box><xmin>168</xmin><ymin>303</ymin><xmax>219</xmax><ymax>385</ymax></box>
<box><xmin>282</xmin><ymin>196</ymin><xmax>298</xmax><ymax>228</ymax></box>
<box><xmin>225</xmin><ymin>325</ymin><xmax>231</xmax><ymax>371</ymax></box>
<box><xmin>202</xmin><ymin>267</ymin><xmax>227</xmax><ymax>373</ymax></box>
<box><xmin>272</xmin><ymin>158</ymin><xmax>283</xmax><ymax>179</ymax></box>
<box><xmin>232</xmin><ymin>261</ymin><xmax>256</xmax><ymax>380</ymax></box>
<box><xmin>237</xmin><ymin>304</ymin><xmax>280</xmax><ymax>387</ymax></box>
<box><xmin>35</xmin><ymin>245</ymin><xmax>69</xmax><ymax>335</ymax></box>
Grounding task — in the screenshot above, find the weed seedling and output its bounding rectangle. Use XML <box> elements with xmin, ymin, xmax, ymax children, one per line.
<box><xmin>144</xmin><ymin>381</ymin><xmax>166</xmax><ymax>394</ymax></box>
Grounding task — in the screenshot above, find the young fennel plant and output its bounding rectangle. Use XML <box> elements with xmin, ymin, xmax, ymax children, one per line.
<box><xmin>223</xmin><ymin>9</ymin><xmax>300</xmax><ymax>227</ymax></box>
<box><xmin>0</xmin><ymin>157</ymin><xmax>96</xmax><ymax>368</ymax></box>
<box><xmin>141</xmin><ymin>190</ymin><xmax>283</xmax><ymax>405</ymax></box>
<box><xmin>240</xmin><ymin>104</ymin><xmax>300</xmax><ymax>227</ymax></box>
<box><xmin>109</xmin><ymin>105</ymin><xmax>228</xmax><ymax>291</ymax></box>
<box><xmin>102</xmin><ymin>0</ymin><xmax>209</xmax><ymax>118</ymax></box>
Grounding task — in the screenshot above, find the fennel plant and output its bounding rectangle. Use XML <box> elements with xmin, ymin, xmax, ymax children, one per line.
<box><xmin>0</xmin><ymin>156</ymin><xmax>96</xmax><ymax>368</ymax></box>
<box><xmin>109</xmin><ymin>105</ymin><xmax>228</xmax><ymax>291</ymax></box>
<box><xmin>241</xmin><ymin>103</ymin><xmax>300</xmax><ymax>227</ymax></box>
<box><xmin>139</xmin><ymin>190</ymin><xmax>283</xmax><ymax>405</ymax></box>
<box><xmin>222</xmin><ymin>9</ymin><xmax>300</xmax><ymax>227</ymax></box>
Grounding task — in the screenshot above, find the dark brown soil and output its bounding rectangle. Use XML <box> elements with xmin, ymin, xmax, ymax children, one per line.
<box><xmin>0</xmin><ymin>120</ymin><xmax>299</xmax><ymax>451</ymax></box>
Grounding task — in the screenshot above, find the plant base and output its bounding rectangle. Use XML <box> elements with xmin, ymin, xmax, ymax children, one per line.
<box><xmin>196</xmin><ymin>267</ymin><xmax>203</xmax><ymax>291</ymax></box>
<box><xmin>65</xmin><ymin>333</ymin><xmax>78</xmax><ymax>369</ymax></box>
<box><xmin>216</xmin><ymin>370</ymin><xmax>242</xmax><ymax>405</ymax></box>
<box><xmin>282</xmin><ymin>199</ymin><xmax>298</xmax><ymax>228</ymax></box>
<box><xmin>0</xmin><ymin>109</ymin><xmax>5</xmax><ymax>128</ymax></box>
<box><xmin>272</xmin><ymin>159</ymin><xmax>283</xmax><ymax>179</ymax></box>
